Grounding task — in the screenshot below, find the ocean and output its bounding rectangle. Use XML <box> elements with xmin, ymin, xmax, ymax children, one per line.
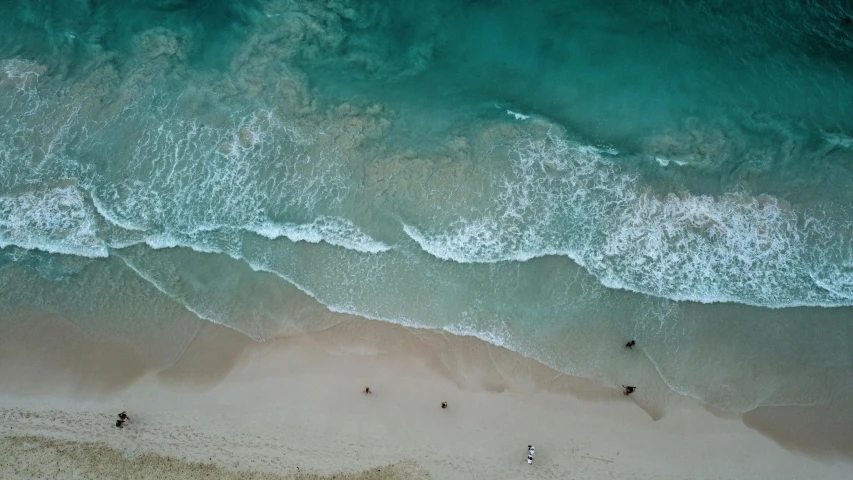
<box><xmin>1</xmin><ymin>0</ymin><xmax>852</xmax><ymax>415</ymax></box>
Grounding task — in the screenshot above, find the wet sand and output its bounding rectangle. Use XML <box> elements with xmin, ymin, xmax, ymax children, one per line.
<box><xmin>1</xmin><ymin>316</ymin><xmax>852</xmax><ymax>479</ymax></box>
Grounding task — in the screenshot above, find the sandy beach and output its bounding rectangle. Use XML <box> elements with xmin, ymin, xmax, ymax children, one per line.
<box><xmin>1</xmin><ymin>315</ymin><xmax>851</xmax><ymax>480</ymax></box>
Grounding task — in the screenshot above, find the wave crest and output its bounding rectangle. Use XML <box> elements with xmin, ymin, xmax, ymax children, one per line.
<box><xmin>0</xmin><ymin>186</ymin><xmax>108</xmax><ymax>257</ymax></box>
<box><xmin>403</xmin><ymin>129</ymin><xmax>853</xmax><ymax>307</ymax></box>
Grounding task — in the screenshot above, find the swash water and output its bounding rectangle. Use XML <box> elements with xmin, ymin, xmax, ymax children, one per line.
<box><xmin>1</xmin><ymin>0</ymin><xmax>853</xmax><ymax>414</ymax></box>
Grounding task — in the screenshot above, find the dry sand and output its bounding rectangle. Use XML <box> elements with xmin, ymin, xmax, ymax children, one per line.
<box><xmin>1</xmin><ymin>316</ymin><xmax>852</xmax><ymax>479</ymax></box>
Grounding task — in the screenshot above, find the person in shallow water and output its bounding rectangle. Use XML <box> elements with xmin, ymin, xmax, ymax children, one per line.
<box><xmin>625</xmin><ymin>340</ymin><xmax>636</xmax><ymax>349</ymax></box>
<box><xmin>364</xmin><ymin>387</ymin><xmax>371</xmax><ymax>395</ymax></box>
<box><xmin>441</xmin><ymin>401</ymin><xmax>447</xmax><ymax>409</ymax></box>
<box><xmin>623</xmin><ymin>385</ymin><xmax>636</xmax><ymax>395</ymax></box>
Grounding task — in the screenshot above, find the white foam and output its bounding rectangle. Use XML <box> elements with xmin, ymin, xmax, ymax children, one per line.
<box><xmin>141</xmin><ymin>233</ymin><xmax>222</xmax><ymax>254</ymax></box>
<box><xmin>251</xmin><ymin>216</ymin><xmax>391</xmax><ymax>254</ymax></box>
<box><xmin>0</xmin><ymin>186</ymin><xmax>108</xmax><ymax>258</ymax></box>
<box><xmin>403</xmin><ymin>221</ymin><xmax>558</xmax><ymax>264</ymax></box>
<box><xmin>506</xmin><ymin>109</ymin><xmax>530</xmax><ymax>120</ymax></box>
<box><xmin>655</xmin><ymin>156</ymin><xmax>688</xmax><ymax>167</ymax></box>
<box><xmin>115</xmin><ymin>216</ymin><xmax>390</xmax><ymax>256</ymax></box>
<box><xmin>402</xmin><ymin>128</ymin><xmax>853</xmax><ymax>308</ymax></box>
<box><xmin>442</xmin><ymin>321</ymin><xmax>512</xmax><ymax>350</ymax></box>
<box><xmin>597</xmin><ymin>192</ymin><xmax>816</xmax><ymax>304</ymax></box>
<box><xmin>90</xmin><ymin>189</ymin><xmax>148</xmax><ymax>232</ymax></box>
<box><xmin>0</xmin><ymin>59</ymin><xmax>44</xmax><ymax>92</ymax></box>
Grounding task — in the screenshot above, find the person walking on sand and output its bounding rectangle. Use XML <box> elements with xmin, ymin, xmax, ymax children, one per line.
<box><xmin>441</xmin><ymin>401</ymin><xmax>448</xmax><ymax>409</ymax></box>
<box><xmin>625</xmin><ymin>340</ymin><xmax>636</xmax><ymax>349</ymax></box>
<box><xmin>364</xmin><ymin>386</ymin><xmax>371</xmax><ymax>395</ymax></box>
<box><xmin>118</xmin><ymin>411</ymin><xmax>131</xmax><ymax>423</ymax></box>
<box><xmin>623</xmin><ymin>385</ymin><xmax>636</xmax><ymax>395</ymax></box>
<box><xmin>115</xmin><ymin>419</ymin><xmax>125</xmax><ymax>429</ymax></box>
<box><xmin>528</xmin><ymin>445</ymin><xmax>535</xmax><ymax>456</ymax></box>
<box><xmin>527</xmin><ymin>453</ymin><xmax>534</xmax><ymax>465</ymax></box>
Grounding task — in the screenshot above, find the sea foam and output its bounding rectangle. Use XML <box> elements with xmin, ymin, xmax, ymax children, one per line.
<box><xmin>402</xmin><ymin>130</ymin><xmax>853</xmax><ymax>308</ymax></box>
<box><xmin>0</xmin><ymin>186</ymin><xmax>108</xmax><ymax>258</ymax></box>
<box><xmin>251</xmin><ymin>217</ymin><xmax>391</xmax><ymax>254</ymax></box>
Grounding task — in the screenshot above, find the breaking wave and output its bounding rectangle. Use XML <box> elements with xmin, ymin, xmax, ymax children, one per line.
<box><xmin>403</xmin><ymin>132</ymin><xmax>853</xmax><ymax>308</ymax></box>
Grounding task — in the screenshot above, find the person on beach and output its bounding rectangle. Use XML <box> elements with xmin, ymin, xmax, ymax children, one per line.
<box><xmin>527</xmin><ymin>454</ymin><xmax>534</xmax><ymax>465</ymax></box>
<box><xmin>118</xmin><ymin>411</ymin><xmax>131</xmax><ymax>422</ymax></box>
<box><xmin>623</xmin><ymin>385</ymin><xmax>636</xmax><ymax>395</ymax></box>
<box><xmin>625</xmin><ymin>340</ymin><xmax>636</xmax><ymax>349</ymax></box>
<box><xmin>441</xmin><ymin>401</ymin><xmax>448</xmax><ymax>409</ymax></box>
<box><xmin>115</xmin><ymin>419</ymin><xmax>125</xmax><ymax>429</ymax></box>
<box><xmin>529</xmin><ymin>445</ymin><xmax>535</xmax><ymax>455</ymax></box>
<box><xmin>364</xmin><ymin>386</ymin><xmax>371</xmax><ymax>395</ymax></box>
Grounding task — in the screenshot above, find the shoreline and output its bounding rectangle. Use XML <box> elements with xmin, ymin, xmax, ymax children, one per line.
<box><xmin>1</xmin><ymin>316</ymin><xmax>852</xmax><ymax>479</ymax></box>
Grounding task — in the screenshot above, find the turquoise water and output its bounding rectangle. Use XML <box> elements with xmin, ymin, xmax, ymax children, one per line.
<box><xmin>1</xmin><ymin>0</ymin><xmax>853</xmax><ymax>413</ymax></box>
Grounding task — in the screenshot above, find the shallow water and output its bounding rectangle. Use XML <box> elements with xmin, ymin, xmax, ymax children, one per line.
<box><xmin>1</xmin><ymin>0</ymin><xmax>852</xmax><ymax>414</ymax></box>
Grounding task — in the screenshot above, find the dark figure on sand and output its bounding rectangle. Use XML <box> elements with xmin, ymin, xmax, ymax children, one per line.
<box><xmin>623</xmin><ymin>385</ymin><xmax>636</xmax><ymax>396</ymax></box>
<box><xmin>115</xmin><ymin>419</ymin><xmax>125</xmax><ymax>429</ymax></box>
<box><xmin>364</xmin><ymin>387</ymin><xmax>371</xmax><ymax>395</ymax></box>
<box><xmin>118</xmin><ymin>411</ymin><xmax>131</xmax><ymax>422</ymax></box>
<box><xmin>441</xmin><ymin>401</ymin><xmax>448</xmax><ymax>409</ymax></box>
<box><xmin>625</xmin><ymin>340</ymin><xmax>636</xmax><ymax>349</ymax></box>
